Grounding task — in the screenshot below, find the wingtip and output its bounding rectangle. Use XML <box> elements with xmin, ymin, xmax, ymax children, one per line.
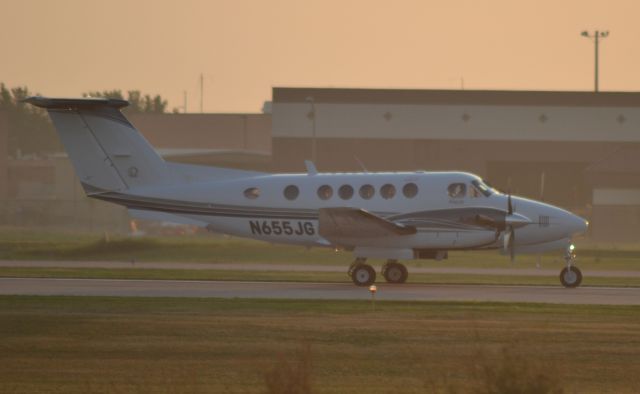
<box><xmin>20</xmin><ymin>96</ymin><xmax>43</xmax><ymax>106</ymax></box>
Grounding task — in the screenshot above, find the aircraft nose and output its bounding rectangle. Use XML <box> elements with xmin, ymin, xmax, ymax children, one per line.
<box><xmin>567</xmin><ymin>213</ymin><xmax>588</xmax><ymax>236</ymax></box>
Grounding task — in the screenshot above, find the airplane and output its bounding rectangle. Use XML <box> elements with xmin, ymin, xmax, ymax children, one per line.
<box><xmin>24</xmin><ymin>96</ymin><xmax>589</xmax><ymax>288</ymax></box>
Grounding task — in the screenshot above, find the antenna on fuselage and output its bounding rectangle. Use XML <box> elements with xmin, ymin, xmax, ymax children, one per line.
<box><xmin>304</xmin><ymin>160</ymin><xmax>318</xmax><ymax>176</ymax></box>
<box><xmin>354</xmin><ymin>156</ymin><xmax>368</xmax><ymax>173</ymax></box>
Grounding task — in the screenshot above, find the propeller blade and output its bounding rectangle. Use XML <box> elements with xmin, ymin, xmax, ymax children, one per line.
<box><xmin>502</xmin><ymin>226</ymin><xmax>510</xmax><ymax>251</ymax></box>
<box><xmin>507</xmin><ymin>193</ymin><xmax>513</xmax><ymax>215</ymax></box>
<box><xmin>502</xmin><ymin>225</ymin><xmax>515</xmax><ymax>263</ymax></box>
<box><xmin>509</xmin><ymin>228</ymin><xmax>515</xmax><ymax>263</ymax></box>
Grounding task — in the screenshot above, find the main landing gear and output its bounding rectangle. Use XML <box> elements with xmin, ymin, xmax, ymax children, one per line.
<box><xmin>349</xmin><ymin>258</ymin><xmax>376</xmax><ymax>286</ymax></box>
<box><xmin>560</xmin><ymin>244</ymin><xmax>582</xmax><ymax>288</ymax></box>
<box><xmin>381</xmin><ymin>260</ymin><xmax>408</xmax><ymax>284</ymax></box>
<box><xmin>349</xmin><ymin>258</ymin><xmax>409</xmax><ymax>286</ymax></box>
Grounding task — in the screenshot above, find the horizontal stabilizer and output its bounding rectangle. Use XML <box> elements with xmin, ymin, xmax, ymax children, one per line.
<box><xmin>22</xmin><ymin>96</ymin><xmax>129</xmax><ymax>110</ymax></box>
<box><xmin>319</xmin><ymin>207</ymin><xmax>416</xmax><ymax>244</ymax></box>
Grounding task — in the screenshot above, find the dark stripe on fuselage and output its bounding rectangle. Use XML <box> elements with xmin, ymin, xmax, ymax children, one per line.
<box><xmin>93</xmin><ymin>193</ymin><xmax>319</xmax><ymax>220</ymax></box>
<box><xmin>89</xmin><ymin>189</ymin><xmax>502</xmax><ymax>231</ymax></box>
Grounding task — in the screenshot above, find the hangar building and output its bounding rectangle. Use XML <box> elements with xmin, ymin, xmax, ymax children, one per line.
<box><xmin>270</xmin><ymin>88</ymin><xmax>640</xmax><ymax>241</ymax></box>
<box><xmin>2</xmin><ymin>88</ymin><xmax>640</xmax><ymax>241</ymax></box>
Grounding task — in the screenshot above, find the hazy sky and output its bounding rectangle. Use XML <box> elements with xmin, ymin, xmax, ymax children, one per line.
<box><xmin>2</xmin><ymin>0</ymin><xmax>639</xmax><ymax>112</ymax></box>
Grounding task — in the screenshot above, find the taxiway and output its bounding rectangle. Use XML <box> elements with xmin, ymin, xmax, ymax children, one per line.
<box><xmin>1</xmin><ymin>277</ymin><xmax>638</xmax><ymax>305</ymax></box>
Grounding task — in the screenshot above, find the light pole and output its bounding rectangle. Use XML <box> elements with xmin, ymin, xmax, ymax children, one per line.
<box><xmin>305</xmin><ymin>96</ymin><xmax>317</xmax><ymax>164</ymax></box>
<box><xmin>581</xmin><ymin>30</ymin><xmax>609</xmax><ymax>92</ymax></box>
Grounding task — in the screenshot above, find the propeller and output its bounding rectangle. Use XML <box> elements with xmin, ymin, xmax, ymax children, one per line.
<box><xmin>504</xmin><ymin>221</ymin><xmax>515</xmax><ymax>262</ymax></box>
<box><xmin>471</xmin><ymin>189</ymin><xmax>531</xmax><ymax>262</ymax></box>
<box><xmin>503</xmin><ymin>191</ymin><xmax>516</xmax><ymax>263</ymax></box>
<box><xmin>503</xmin><ymin>192</ymin><xmax>521</xmax><ymax>263</ymax></box>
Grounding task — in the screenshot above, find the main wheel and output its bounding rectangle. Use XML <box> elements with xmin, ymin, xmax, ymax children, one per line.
<box><xmin>383</xmin><ymin>262</ymin><xmax>408</xmax><ymax>284</ymax></box>
<box><xmin>351</xmin><ymin>264</ymin><xmax>376</xmax><ymax>287</ymax></box>
<box><xmin>560</xmin><ymin>266</ymin><xmax>582</xmax><ymax>288</ymax></box>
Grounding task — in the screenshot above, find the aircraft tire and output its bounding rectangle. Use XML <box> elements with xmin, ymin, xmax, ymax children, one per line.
<box><xmin>560</xmin><ymin>266</ymin><xmax>582</xmax><ymax>288</ymax></box>
<box><xmin>351</xmin><ymin>264</ymin><xmax>376</xmax><ymax>287</ymax></box>
<box><xmin>383</xmin><ymin>262</ymin><xmax>408</xmax><ymax>284</ymax></box>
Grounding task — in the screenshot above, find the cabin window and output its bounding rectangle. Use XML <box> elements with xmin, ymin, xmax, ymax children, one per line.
<box><xmin>244</xmin><ymin>187</ymin><xmax>260</xmax><ymax>199</ymax></box>
<box><xmin>448</xmin><ymin>183</ymin><xmax>466</xmax><ymax>198</ymax></box>
<box><xmin>317</xmin><ymin>185</ymin><xmax>333</xmax><ymax>200</ymax></box>
<box><xmin>359</xmin><ymin>184</ymin><xmax>375</xmax><ymax>200</ymax></box>
<box><xmin>380</xmin><ymin>184</ymin><xmax>396</xmax><ymax>199</ymax></box>
<box><xmin>403</xmin><ymin>183</ymin><xmax>418</xmax><ymax>198</ymax></box>
<box><xmin>283</xmin><ymin>185</ymin><xmax>299</xmax><ymax>200</ymax></box>
<box><xmin>338</xmin><ymin>184</ymin><xmax>354</xmax><ymax>200</ymax></box>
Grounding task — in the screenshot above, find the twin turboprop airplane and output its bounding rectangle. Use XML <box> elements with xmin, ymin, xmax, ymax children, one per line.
<box><xmin>25</xmin><ymin>96</ymin><xmax>589</xmax><ymax>288</ymax></box>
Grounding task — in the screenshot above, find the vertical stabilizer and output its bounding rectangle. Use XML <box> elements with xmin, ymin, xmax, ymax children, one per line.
<box><xmin>24</xmin><ymin>97</ymin><xmax>176</xmax><ymax>193</ymax></box>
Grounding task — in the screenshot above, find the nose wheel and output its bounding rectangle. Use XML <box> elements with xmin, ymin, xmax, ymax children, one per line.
<box><xmin>560</xmin><ymin>244</ymin><xmax>582</xmax><ymax>288</ymax></box>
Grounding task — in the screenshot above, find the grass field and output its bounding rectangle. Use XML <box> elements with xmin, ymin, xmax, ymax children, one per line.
<box><xmin>1</xmin><ymin>296</ymin><xmax>639</xmax><ymax>393</ymax></box>
<box><xmin>2</xmin><ymin>227</ymin><xmax>640</xmax><ymax>287</ymax></box>
<box><xmin>2</xmin><ymin>227</ymin><xmax>640</xmax><ymax>271</ymax></box>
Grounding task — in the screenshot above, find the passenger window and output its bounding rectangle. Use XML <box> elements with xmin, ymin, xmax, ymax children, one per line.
<box><xmin>284</xmin><ymin>185</ymin><xmax>299</xmax><ymax>200</ymax></box>
<box><xmin>317</xmin><ymin>185</ymin><xmax>333</xmax><ymax>200</ymax></box>
<box><xmin>338</xmin><ymin>185</ymin><xmax>354</xmax><ymax>200</ymax></box>
<box><xmin>448</xmin><ymin>183</ymin><xmax>466</xmax><ymax>198</ymax></box>
<box><xmin>244</xmin><ymin>187</ymin><xmax>260</xmax><ymax>199</ymax></box>
<box><xmin>380</xmin><ymin>184</ymin><xmax>396</xmax><ymax>199</ymax></box>
<box><xmin>403</xmin><ymin>183</ymin><xmax>418</xmax><ymax>198</ymax></box>
<box><xmin>359</xmin><ymin>184</ymin><xmax>375</xmax><ymax>200</ymax></box>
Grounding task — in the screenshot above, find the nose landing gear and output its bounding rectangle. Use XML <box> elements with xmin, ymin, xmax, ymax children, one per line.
<box><xmin>560</xmin><ymin>244</ymin><xmax>582</xmax><ymax>288</ymax></box>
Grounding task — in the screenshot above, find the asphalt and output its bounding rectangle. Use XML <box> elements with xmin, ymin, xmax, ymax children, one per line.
<box><xmin>1</xmin><ymin>277</ymin><xmax>639</xmax><ymax>305</ymax></box>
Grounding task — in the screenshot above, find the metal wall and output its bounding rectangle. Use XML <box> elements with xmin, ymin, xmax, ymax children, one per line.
<box><xmin>270</xmin><ymin>88</ymin><xmax>640</xmax><ymax>242</ymax></box>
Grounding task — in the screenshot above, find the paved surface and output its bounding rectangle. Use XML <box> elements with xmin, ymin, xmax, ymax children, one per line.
<box><xmin>1</xmin><ymin>277</ymin><xmax>639</xmax><ymax>305</ymax></box>
<box><xmin>1</xmin><ymin>260</ymin><xmax>639</xmax><ymax>277</ymax></box>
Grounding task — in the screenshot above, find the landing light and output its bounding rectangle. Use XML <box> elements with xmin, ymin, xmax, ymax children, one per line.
<box><xmin>369</xmin><ymin>285</ymin><xmax>377</xmax><ymax>311</ymax></box>
<box><xmin>569</xmin><ymin>244</ymin><xmax>576</xmax><ymax>251</ymax></box>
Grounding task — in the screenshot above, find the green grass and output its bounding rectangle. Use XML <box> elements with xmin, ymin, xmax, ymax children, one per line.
<box><xmin>1</xmin><ymin>227</ymin><xmax>640</xmax><ymax>288</ymax></box>
<box><xmin>2</xmin><ymin>266</ymin><xmax>640</xmax><ymax>287</ymax></box>
<box><xmin>1</xmin><ymin>296</ymin><xmax>639</xmax><ymax>393</ymax></box>
<box><xmin>2</xmin><ymin>227</ymin><xmax>640</xmax><ymax>271</ymax></box>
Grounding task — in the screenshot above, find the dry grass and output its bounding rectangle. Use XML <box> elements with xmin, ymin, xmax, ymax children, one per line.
<box><xmin>0</xmin><ymin>297</ymin><xmax>639</xmax><ymax>393</ymax></box>
<box><xmin>264</xmin><ymin>344</ymin><xmax>314</xmax><ymax>394</ymax></box>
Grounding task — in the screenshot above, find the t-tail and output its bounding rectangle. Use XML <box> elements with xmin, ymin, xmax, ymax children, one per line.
<box><xmin>24</xmin><ymin>96</ymin><xmax>180</xmax><ymax>194</ymax></box>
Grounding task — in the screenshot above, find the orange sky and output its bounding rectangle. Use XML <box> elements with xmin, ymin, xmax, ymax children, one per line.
<box><xmin>2</xmin><ymin>0</ymin><xmax>639</xmax><ymax>113</ymax></box>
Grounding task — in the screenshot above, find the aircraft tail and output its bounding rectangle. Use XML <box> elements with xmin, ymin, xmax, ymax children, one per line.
<box><xmin>24</xmin><ymin>97</ymin><xmax>178</xmax><ymax>193</ymax></box>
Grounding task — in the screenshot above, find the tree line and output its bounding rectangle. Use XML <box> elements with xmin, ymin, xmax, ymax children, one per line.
<box><xmin>1</xmin><ymin>83</ymin><xmax>169</xmax><ymax>155</ymax></box>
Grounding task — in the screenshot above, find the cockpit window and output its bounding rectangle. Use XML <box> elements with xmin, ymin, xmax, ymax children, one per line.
<box><xmin>471</xmin><ymin>179</ymin><xmax>494</xmax><ymax>197</ymax></box>
<box><xmin>448</xmin><ymin>183</ymin><xmax>466</xmax><ymax>198</ymax></box>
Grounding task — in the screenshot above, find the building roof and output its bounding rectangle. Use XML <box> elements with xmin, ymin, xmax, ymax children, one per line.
<box><xmin>273</xmin><ymin>87</ymin><xmax>640</xmax><ymax>108</ymax></box>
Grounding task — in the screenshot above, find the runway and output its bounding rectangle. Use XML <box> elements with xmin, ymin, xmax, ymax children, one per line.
<box><xmin>1</xmin><ymin>277</ymin><xmax>639</xmax><ymax>305</ymax></box>
<box><xmin>2</xmin><ymin>260</ymin><xmax>639</xmax><ymax>277</ymax></box>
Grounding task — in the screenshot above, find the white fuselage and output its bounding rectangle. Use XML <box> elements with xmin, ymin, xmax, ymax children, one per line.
<box><xmin>118</xmin><ymin>171</ymin><xmax>587</xmax><ymax>258</ymax></box>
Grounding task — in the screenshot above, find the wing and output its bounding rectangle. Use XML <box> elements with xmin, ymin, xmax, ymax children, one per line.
<box><xmin>318</xmin><ymin>207</ymin><xmax>416</xmax><ymax>244</ymax></box>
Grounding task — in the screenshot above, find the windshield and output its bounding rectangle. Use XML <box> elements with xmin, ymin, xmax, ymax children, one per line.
<box><xmin>471</xmin><ymin>179</ymin><xmax>497</xmax><ymax>197</ymax></box>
